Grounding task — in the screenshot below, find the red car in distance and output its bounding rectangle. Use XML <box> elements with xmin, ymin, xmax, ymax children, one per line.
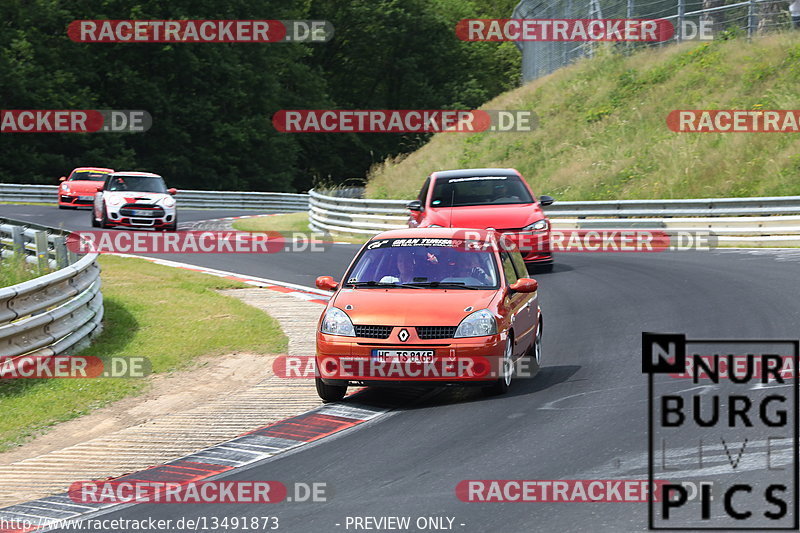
<box><xmin>407</xmin><ymin>168</ymin><xmax>555</xmax><ymax>272</ymax></box>
<box><xmin>58</xmin><ymin>167</ymin><xmax>114</xmax><ymax>209</ymax></box>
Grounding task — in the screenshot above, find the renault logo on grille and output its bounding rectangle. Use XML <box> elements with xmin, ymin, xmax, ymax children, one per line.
<box><xmin>398</xmin><ymin>328</ymin><xmax>409</xmax><ymax>342</ymax></box>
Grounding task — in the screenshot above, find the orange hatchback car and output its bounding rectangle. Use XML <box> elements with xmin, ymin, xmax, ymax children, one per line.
<box><xmin>314</xmin><ymin>228</ymin><xmax>542</xmax><ymax>402</ymax></box>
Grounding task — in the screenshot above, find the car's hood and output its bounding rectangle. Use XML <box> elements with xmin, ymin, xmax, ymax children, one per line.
<box><xmin>429</xmin><ymin>204</ymin><xmax>543</xmax><ymax>230</ymax></box>
<box><xmin>64</xmin><ymin>181</ymin><xmax>104</xmax><ymax>193</ymax></box>
<box><xmin>104</xmin><ymin>191</ymin><xmax>170</xmax><ymax>203</ymax></box>
<box><xmin>332</xmin><ymin>288</ymin><xmax>499</xmax><ymax>326</ymax></box>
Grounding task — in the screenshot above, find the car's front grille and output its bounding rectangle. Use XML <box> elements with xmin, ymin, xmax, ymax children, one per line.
<box><xmin>120</xmin><ymin>204</ymin><xmax>165</xmax><ymax>217</ymax></box>
<box><xmin>354</xmin><ymin>325</ymin><xmax>393</xmax><ymax>339</ymax></box>
<box><xmin>416</xmin><ymin>326</ymin><xmax>457</xmax><ymax>339</ymax></box>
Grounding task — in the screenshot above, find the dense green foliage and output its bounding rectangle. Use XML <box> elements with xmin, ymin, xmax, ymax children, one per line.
<box><xmin>0</xmin><ymin>0</ymin><xmax>519</xmax><ymax>192</ymax></box>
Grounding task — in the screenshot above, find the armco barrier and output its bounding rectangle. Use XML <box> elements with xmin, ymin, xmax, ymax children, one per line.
<box><xmin>0</xmin><ymin>220</ymin><xmax>103</xmax><ymax>360</ymax></box>
<box><xmin>0</xmin><ymin>183</ymin><xmax>308</xmax><ymax>211</ymax></box>
<box><xmin>1</xmin><ymin>218</ymin><xmax>76</xmax><ymax>270</ymax></box>
<box><xmin>307</xmin><ymin>189</ymin><xmax>800</xmax><ymax>247</ymax></box>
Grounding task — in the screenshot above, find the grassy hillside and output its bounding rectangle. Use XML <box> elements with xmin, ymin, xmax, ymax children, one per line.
<box><xmin>366</xmin><ymin>33</ymin><xmax>800</xmax><ymax>200</ymax></box>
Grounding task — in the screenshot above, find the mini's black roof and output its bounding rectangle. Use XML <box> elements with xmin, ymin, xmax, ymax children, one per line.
<box><xmin>430</xmin><ymin>168</ymin><xmax>519</xmax><ymax>179</ymax></box>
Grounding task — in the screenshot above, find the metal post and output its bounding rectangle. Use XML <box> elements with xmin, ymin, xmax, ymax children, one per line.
<box><xmin>627</xmin><ymin>0</ymin><xmax>633</xmax><ymax>19</ymax></box>
<box><xmin>53</xmin><ymin>236</ymin><xmax>68</xmax><ymax>269</ymax></box>
<box><xmin>10</xmin><ymin>226</ymin><xmax>24</xmax><ymax>255</ymax></box>
<box><xmin>747</xmin><ymin>0</ymin><xmax>756</xmax><ymax>38</ymax></box>
<box><xmin>33</xmin><ymin>230</ymin><xmax>48</xmax><ymax>273</ymax></box>
<box><xmin>677</xmin><ymin>0</ymin><xmax>685</xmax><ymax>42</ymax></box>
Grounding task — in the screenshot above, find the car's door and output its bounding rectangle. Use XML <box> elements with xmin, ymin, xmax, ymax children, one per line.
<box><xmin>500</xmin><ymin>250</ymin><xmax>534</xmax><ymax>358</ymax></box>
<box><xmin>509</xmin><ymin>247</ymin><xmax>537</xmax><ymax>347</ymax></box>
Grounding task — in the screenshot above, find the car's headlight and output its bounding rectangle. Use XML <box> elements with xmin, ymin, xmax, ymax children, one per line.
<box><xmin>454</xmin><ymin>309</ymin><xmax>497</xmax><ymax>338</ymax></box>
<box><xmin>61</xmin><ymin>183</ymin><xmax>69</xmax><ymax>191</ymax></box>
<box><xmin>107</xmin><ymin>196</ymin><xmax>122</xmax><ymax>206</ymax></box>
<box><xmin>523</xmin><ymin>219</ymin><xmax>549</xmax><ymax>231</ymax></box>
<box><xmin>320</xmin><ymin>307</ymin><xmax>356</xmax><ymax>337</ymax></box>
<box><xmin>161</xmin><ymin>196</ymin><xmax>176</xmax><ymax>207</ymax></box>
<box><xmin>428</xmin><ymin>224</ymin><xmax>443</xmax><ymax>228</ymax></box>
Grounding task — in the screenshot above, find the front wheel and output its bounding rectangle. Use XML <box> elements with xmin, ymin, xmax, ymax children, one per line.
<box><xmin>100</xmin><ymin>205</ymin><xmax>113</xmax><ymax>229</ymax></box>
<box><xmin>483</xmin><ymin>336</ymin><xmax>514</xmax><ymax>396</ymax></box>
<box><xmin>315</xmin><ymin>377</ymin><xmax>347</xmax><ymax>403</ymax></box>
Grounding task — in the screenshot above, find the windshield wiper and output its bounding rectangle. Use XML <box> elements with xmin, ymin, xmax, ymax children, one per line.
<box><xmin>405</xmin><ymin>281</ymin><xmax>483</xmax><ymax>290</ymax></box>
<box><xmin>347</xmin><ymin>281</ymin><xmax>422</xmax><ymax>289</ymax></box>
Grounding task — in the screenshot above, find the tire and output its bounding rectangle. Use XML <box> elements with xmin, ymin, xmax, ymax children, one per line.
<box><xmin>315</xmin><ymin>377</ymin><xmax>347</xmax><ymax>403</ymax></box>
<box><xmin>100</xmin><ymin>205</ymin><xmax>112</xmax><ymax>229</ymax></box>
<box><xmin>483</xmin><ymin>336</ymin><xmax>514</xmax><ymax>396</ymax></box>
<box><xmin>530</xmin><ymin>322</ymin><xmax>542</xmax><ymax>366</ymax></box>
<box><xmin>91</xmin><ymin>211</ymin><xmax>99</xmax><ymax>227</ymax></box>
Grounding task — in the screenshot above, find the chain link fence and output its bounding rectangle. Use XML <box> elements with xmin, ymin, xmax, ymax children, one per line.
<box><xmin>513</xmin><ymin>0</ymin><xmax>793</xmax><ymax>82</ymax></box>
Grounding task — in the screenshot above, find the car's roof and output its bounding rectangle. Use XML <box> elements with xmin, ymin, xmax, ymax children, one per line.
<box><xmin>370</xmin><ymin>227</ymin><xmax>497</xmax><ymax>241</ymax></box>
<box><xmin>109</xmin><ymin>171</ymin><xmax>162</xmax><ymax>178</ymax></box>
<box><xmin>430</xmin><ymin>168</ymin><xmax>520</xmax><ymax>179</ymax></box>
<box><xmin>72</xmin><ymin>167</ymin><xmax>114</xmax><ymax>173</ymax></box>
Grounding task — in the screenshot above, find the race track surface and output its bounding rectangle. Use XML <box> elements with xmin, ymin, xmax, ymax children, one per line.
<box><xmin>6</xmin><ymin>205</ymin><xmax>799</xmax><ymax>532</ymax></box>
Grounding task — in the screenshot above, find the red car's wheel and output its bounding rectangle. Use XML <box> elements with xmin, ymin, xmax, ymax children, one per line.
<box><xmin>484</xmin><ymin>336</ymin><xmax>514</xmax><ymax>396</ymax></box>
<box><xmin>315</xmin><ymin>377</ymin><xmax>347</xmax><ymax>403</ymax></box>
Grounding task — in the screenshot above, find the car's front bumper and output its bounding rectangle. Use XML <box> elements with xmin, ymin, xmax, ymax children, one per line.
<box><xmin>316</xmin><ymin>331</ymin><xmax>507</xmax><ymax>385</ymax></box>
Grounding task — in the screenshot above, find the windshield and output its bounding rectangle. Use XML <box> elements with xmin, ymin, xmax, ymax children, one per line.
<box><xmin>107</xmin><ymin>176</ymin><xmax>167</xmax><ymax>193</ymax></box>
<box><xmin>430</xmin><ymin>175</ymin><xmax>533</xmax><ymax>207</ymax></box>
<box><xmin>69</xmin><ymin>171</ymin><xmax>110</xmax><ymax>182</ymax></box>
<box><xmin>345</xmin><ymin>238</ymin><xmax>499</xmax><ymax>289</ymax></box>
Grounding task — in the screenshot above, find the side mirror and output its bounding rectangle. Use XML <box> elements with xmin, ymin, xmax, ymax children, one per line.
<box><xmin>539</xmin><ymin>195</ymin><xmax>555</xmax><ymax>207</ymax></box>
<box><xmin>316</xmin><ymin>276</ymin><xmax>339</xmax><ymax>291</ymax></box>
<box><xmin>168</xmin><ymin>188</ymin><xmax>177</xmax><ymax>196</ymax></box>
<box><xmin>59</xmin><ymin>176</ymin><xmax>66</xmax><ymax>182</ymax></box>
<box><xmin>509</xmin><ymin>278</ymin><xmax>538</xmax><ymax>293</ymax></box>
<box><xmin>406</xmin><ymin>200</ymin><xmax>423</xmax><ymax>212</ymax></box>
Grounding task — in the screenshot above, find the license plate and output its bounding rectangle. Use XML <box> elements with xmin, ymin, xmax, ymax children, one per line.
<box><xmin>131</xmin><ymin>210</ymin><xmax>151</xmax><ymax>216</ymax></box>
<box><xmin>371</xmin><ymin>349</ymin><xmax>434</xmax><ymax>363</ymax></box>
<box><xmin>79</xmin><ymin>196</ymin><xmax>93</xmax><ymax>201</ymax></box>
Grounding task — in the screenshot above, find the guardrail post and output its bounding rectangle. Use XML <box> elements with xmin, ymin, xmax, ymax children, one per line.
<box><xmin>10</xmin><ymin>226</ymin><xmax>24</xmax><ymax>255</ymax></box>
<box><xmin>33</xmin><ymin>230</ymin><xmax>49</xmax><ymax>272</ymax></box>
<box><xmin>677</xmin><ymin>0</ymin><xmax>685</xmax><ymax>42</ymax></box>
<box><xmin>747</xmin><ymin>0</ymin><xmax>756</xmax><ymax>38</ymax></box>
<box><xmin>53</xmin><ymin>236</ymin><xmax>68</xmax><ymax>269</ymax></box>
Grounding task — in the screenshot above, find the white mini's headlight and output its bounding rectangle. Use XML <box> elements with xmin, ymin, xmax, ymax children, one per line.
<box><xmin>523</xmin><ymin>219</ymin><xmax>549</xmax><ymax>231</ymax></box>
<box><xmin>428</xmin><ymin>224</ymin><xmax>443</xmax><ymax>228</ymax></box>
<box><xmin>107</xmin><ymin>196</ymin><xmax>122</xmax><ymax>206</ymax></box>
<box><xmin>454</xmin><ymin>309</ymin><xmax>497</xmax><ymax>338</ymax></box>
<box><xmin>320</xmin><ymin>307</ymin><xmax>356</xmax><ymax>337</ymax></box>
<box><xmin>161</xmin><ymin>196</ymin><xmax>176</xmax><ymax>207</ymax></box>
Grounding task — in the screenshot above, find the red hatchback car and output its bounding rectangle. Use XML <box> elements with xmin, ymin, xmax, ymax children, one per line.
<box><xmin>407</xmin><ymin>168</ymin><xmax>555</xmax><ymax>272</ymax></box>
<box><xmin>58</xmin><ymin>167</ymin><xmax>114</xmax><ymax>209</ymax></box>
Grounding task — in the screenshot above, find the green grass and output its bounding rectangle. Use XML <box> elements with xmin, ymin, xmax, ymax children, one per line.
<box><xmin>232</xmin><ymin>212</ymin><xmax>368</xmax><ymax>244</ymax></box>
<box><xmin>367</xmin><ymin>33</ymin><xmax>800</xmax><ymax>201</ymax></box>
<box><xmin>0</xmin><ymin>255</ymin><xmax>287</xmax><ymax>450</ymax></box>
<box><xmin>0</xmin><ymin>254</ymin><xmax>47</xmax><ymax>287</ymax></box>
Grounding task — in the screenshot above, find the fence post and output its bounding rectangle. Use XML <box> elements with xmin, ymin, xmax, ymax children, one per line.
<box><xmin>10</xmin><ymin>226</ymin><xmax>24</xmax><ymax>255</ymax></box>
<box><xmin>33</xmin><ymin>230</ymin><xmax>48</xmax><ymax>272</ymax></box>
<box><xmin>747</xmin><ymin>0</ymin><xmax>756</xmax><ymax>38</ymax></box>
<box><xmin>53</xmin><ymin>235</ymin><xmax>68</xmax><ymax>269</ymax></box>
<box><xmin>677</xmin><ymin>0</ymin><xmax>685</xmax><ymax>42</ymax></box>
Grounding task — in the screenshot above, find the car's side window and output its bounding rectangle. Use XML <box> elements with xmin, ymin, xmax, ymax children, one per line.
<box><xmin>510</xmin><ymin>250</ymin><xmax>528</xmax><ymax>279</ymax></box>
<box><xmin>418</xmin><ymin>177</ymin><xmax>430</xmax><ymax>205</ymax></box>
<box><xmin>500</xmin><ymin>251</ymin><xmax>518</xmax><ymax>285</ymax></box>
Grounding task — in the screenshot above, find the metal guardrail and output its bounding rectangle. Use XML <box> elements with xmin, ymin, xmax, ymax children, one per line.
<box><xmin>0</xmin><ymin>183</ymin><xmax>309</xmax><ymax>211</ymax></box>
<box><xmin>0</xmin><ymin>218</ymin><xmax>77</xmax><ymax>270</ymax></box>
<box><xmin>307</xmin><ymin>189</ymin><xmax>800</xmax><ymax>246</ymax></box>
<box><xmin>0</xmin><ymin>219</ymin><xmax>103</xmax><ymax>361</ymax></box>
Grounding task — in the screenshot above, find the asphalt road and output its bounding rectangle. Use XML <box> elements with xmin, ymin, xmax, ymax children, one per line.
<box><xmin>7</xmin><ymin>205</ymin><xmax>799</xmax><ymax>532</ymax></box>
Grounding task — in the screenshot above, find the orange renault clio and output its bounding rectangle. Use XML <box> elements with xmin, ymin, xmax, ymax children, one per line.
<box><xmin>314</xmin><ymin>228</ymin><xmax>542</xmax><ymax>402</ymax></box>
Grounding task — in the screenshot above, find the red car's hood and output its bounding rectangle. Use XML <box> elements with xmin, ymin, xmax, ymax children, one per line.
<box><xmin>429</xmin><ymin>204</ymin><xmax>543</xmax><ymax>230</ymax></box>
<box><xmin>331</xmin><ymin>288</ymin><xmax>498</xmax><ymax>326</ymax></box>
<box><xmin>66</xmin><ymin>181</ymin><xmax>104</xmax><ymax>193</ymax></box>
